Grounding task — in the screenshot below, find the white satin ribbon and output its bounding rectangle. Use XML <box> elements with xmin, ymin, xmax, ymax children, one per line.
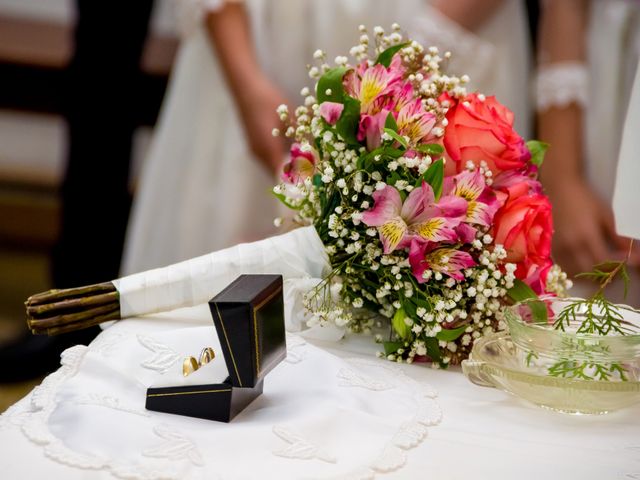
<box><xmin>114</xmin><ymin>226</ymin><xmax>331</xmax><ymax>319</ymax></box>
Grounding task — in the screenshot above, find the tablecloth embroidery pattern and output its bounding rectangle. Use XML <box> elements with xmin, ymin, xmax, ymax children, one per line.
<box><xmin>0</xmin><ymin>330</ymin><xmax>442</xmax><ymax>480</ymax></box>
<box><xmin>137</xmin><ymin>334</ymin><xmax>183</xmax><ymax>374</ymax></box>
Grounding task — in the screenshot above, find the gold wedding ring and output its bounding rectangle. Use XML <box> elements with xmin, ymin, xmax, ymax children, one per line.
<box><xmin>183</xmin><ymin>356</ymin><xmax>200</xmax><ymax>377</ymax></box>
<box><xmin>183</xmin><ymin>347</ymin><xmax>216</xmax><ymax>376</ymax></box>
<box><xmin>199</xmin><ymin>347</ymin><xmax>216</xmax><ymax>365</ymax></box>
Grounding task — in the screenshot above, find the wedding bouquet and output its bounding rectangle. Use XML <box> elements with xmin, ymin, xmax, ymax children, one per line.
<box><xmin>26</xmin><ymin>25</ymin><xmax>569</xmax><ymax>366</ymax></box>
<box><xmin>271</xmin><ymin>24</ymin><xmax>570</xmax><ymax>364</ymax></box>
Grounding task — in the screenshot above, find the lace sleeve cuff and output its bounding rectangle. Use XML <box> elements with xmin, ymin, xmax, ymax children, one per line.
<box><xmin>535</xmin><ymin>61</ymin><xmax>589</xmax><ymax>111</ymax></box>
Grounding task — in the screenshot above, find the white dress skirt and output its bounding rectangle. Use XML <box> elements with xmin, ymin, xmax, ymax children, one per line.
<box><xmin>121</xmin><ymin>0</ymin><xmax>531</xmax><ymax>275</ymax></box>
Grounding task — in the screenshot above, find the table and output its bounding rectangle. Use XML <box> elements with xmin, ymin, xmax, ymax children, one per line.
<box><xmin>0</xmin><ymin>304</ymin><xmax>638</xmax><ymax>479</ymax></box>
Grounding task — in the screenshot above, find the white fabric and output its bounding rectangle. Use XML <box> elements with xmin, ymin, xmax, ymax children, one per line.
<box><xmin>115</xmin><ymin>226</ymin><xmax>330</xmax><ymax>319</ymax></box>
<box><xmin>535</xmin><ymin>61</ymin><xmax>589</xmax><ymax>111</ymax></box>
<box><xmin>122</xmin><ymin>0</ymin><xmax>531</xmax><ymax>275</ymax></box>
<box><xmin>1</xmin><ymin>305</ymin><xmax>638</xmax><ymax>480</ymax></box>
<box><xmin>586</xmin><ymin>0</ymin><xmax>640</xmax><ymax>202</ymax></box>
<box><xmin>613</xmin><ymin>64</ymin><xmax>640</xmax><ymax>239</ymax></box>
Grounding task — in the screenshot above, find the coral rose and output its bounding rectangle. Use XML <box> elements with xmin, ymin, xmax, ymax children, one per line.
<box><xmin>492</xmin><ymin>193</ymin><xmax>553</xmax><ymax>291</ymax></box>
<box><xmin>443</xmin><ymin>93</ymin><xmax>531</xmax><ymax>175</ymax></box>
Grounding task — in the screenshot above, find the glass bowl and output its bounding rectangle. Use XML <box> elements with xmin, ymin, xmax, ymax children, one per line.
<box><xmin>462</xmin><ymin>332</ymin><xmax>640</xmax><ymax>414</ymax></box>
<box><xmin>504</xmin><ymin>299</ymin><xmax>640</xmax><ymax>366</ymax></box>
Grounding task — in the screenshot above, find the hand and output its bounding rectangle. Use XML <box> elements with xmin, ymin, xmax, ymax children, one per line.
<box><xmin>546</xmin><ymin>178</ymin><xmax>631</xmax><ymax>276</ymax></box>
<box><xmin>204</xmin><ymin>5</ymin><xmax>289</xmax><ymax>175</ymax></box>
<box><xmin>235</xmin><ymin>77</ymin><xmax>290</xmax><ymax>175</ymax></box>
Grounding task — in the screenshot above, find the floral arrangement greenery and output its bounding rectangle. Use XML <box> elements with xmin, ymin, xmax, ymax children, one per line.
<box><xmin>272</xmin><ymin>24</ymin><xmax>570</xmax><ymax>366</ymax></box>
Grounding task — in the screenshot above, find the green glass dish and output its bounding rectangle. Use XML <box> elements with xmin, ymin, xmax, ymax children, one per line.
<box><xmin>462</xmin><ymin>332</ymin><xmax>640</xmax><ymax>414</ymax></box>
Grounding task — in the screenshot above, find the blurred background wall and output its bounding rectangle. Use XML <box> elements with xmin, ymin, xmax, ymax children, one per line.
<box><xmin>0</xmin><ymin>0</ymin><xmax>177</xmax><ymax>406</ymax></box>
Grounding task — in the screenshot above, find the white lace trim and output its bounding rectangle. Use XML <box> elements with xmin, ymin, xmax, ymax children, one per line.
<box><xmin>75</xmin><ymin>394</ymin><xmax>151</xmax><ymax>417</ymax></box>
<box><xmin>535</xmin><ymin>62</ymin><xmax>589</xmax><ymax>111</ymax></box>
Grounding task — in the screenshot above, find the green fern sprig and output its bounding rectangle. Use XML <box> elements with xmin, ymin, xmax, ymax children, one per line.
<box><xmin>545</xmin><ymin>240</ymin><xmax>636</xmax><ymax>381</ymax></box>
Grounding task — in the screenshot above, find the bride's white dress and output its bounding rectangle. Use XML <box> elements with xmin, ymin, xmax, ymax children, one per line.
<box><xmin>121</xmin><ymin>0</ymin><xmax>531</xmax><ymax>275</ymax></box>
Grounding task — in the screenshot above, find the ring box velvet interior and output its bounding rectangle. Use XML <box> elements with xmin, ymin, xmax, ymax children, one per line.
<box><xmin>145</xmin><ymin>274</ymin><xmax>286</xmax><ymax>422</ymax></box>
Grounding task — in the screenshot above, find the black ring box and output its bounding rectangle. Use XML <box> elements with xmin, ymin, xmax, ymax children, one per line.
<box><xmin>145</xmin><ymin>274</ymin><xmax>286</xmax><ymax>422</ymax></box>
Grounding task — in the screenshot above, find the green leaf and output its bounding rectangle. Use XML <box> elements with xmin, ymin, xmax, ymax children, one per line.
<box><xmin>403</xmin><ymin>300</ymin><xmax>418</xmax><ymax>321</ymax></box>
<box><xmin>385</xmin><ymin>112</ymin><xmax>398</xmax><ymax>132</ymax></box>
<box><xmin>420</xmin><ymin>159</ymin><xmax>444</xmax><ymax>200</ymax></box>
<box><xmin>316</xmin><ymin>66</ymin><xmax>348</xmax><ymax>104</ymax></box>
<box><xmin>507</xmin><ymin>279</ymin><xmax>548</xmax><ymax>324</ymax></box>
<box><xmin>271</xmin><ymin>190</ymin><xmax>300</xmax><ymax>210</ymax></box>
<box><xmin>392</xmin><ymin>308</ymin><xmax>410</xmax><ymax>340</ymax></box>
<box><xmin>383</xmin><ymin>341</ymin><xmax>404</xmax><ymax>356</ymax></box>
<box><xmin>335</xmin><ymin>97</ymin><xmax>361</xmax><ymax>145</ymax></box>
<box><xmin>412</xmin><ymin>297</ymin><xmax>432</xmax><ymax>311</ymax></box>
<box><xmin>358</xmin><ymin>145</ymin><xmax>404</xmax><ymax>170</ymax></box>
<box><xmin>436</xmin><ymin>325</ymin><xmax>467</xmax><ymax>342</ymax></box>
<box><xmin>526</xmin><ymin>140</ymin><xmax>549</xmax><ymax>167</ymax></box>
<box><xmin>383</xmin><ymin>128</ymin><xmax>408</xmax><ymax>148</ymax></box>
<box><xmin>312</xmin><ymin>173</ymin><xmax>323</xmax><ymax>188</ymax></box>
<box><xmin>424</xmin><ymin>337</ymin><xmax>442</xmax><ymax>363</ymax></box>
<box><xmin>385</xmin><ymin>171</ymin><xmax>402</xmax><ymax>188</ymax></box>
<box><xmin>376</xmin><ymin>42</ymin><xmax>410</xmax><ymax>68</ymax></box>
<box><xmin>415</xmin><ymin>143</ymin><xmax>444</xmax><ymax>155</ymax></box>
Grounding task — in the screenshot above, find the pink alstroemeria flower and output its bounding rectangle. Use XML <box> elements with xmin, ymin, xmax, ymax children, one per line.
<box><xmin>362</xmin><ymin>182</ymin><xmax>467</xmax><ymax>254</ymax></box>
<box><xmin>358</xmin><ymin>109</ymin><xmax>389</xmax><ymax>151</ymax></box>
<box><xmin>319</xmin><ymin>101</ymin><xmax>344</xmax><ymax>125</ymax></box>
<box><xmin>443</xmin><ymin>170</ymin><xmax>499</xmax><ymax>227</ymax></box>
<box><xmin>282</xmin><ymin>143</ymin><xmax>318</xmax><ymax>183</ymax></box>
<box><xmin>409</xmin><ymin>240</ymin><xmax>476</xmax><ymax>283</ymax></box>
<box><xmin>344</xmin><ymin>62</ymin><xmax>403</xmax><ymax>114</ymax></box>
<box><xmin>396</xmin><ymin>98</ymin><xmax>437</xmax><ymax>146</ymax></box>
<box><xmin>391</xmin><ymin>82</ymin><xmax>415</xmax><ymax>113</ymax></box>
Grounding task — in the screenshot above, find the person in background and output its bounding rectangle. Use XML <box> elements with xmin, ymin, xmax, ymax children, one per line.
<box><xmin>0</xmin><ymin>0</ymin><xmax>155</xmax><ymax>382</ymax></box>
<box><xmin>535</xmin><ymin>0</ymin><xmax>640</xmax><ymax>289</ymax></box>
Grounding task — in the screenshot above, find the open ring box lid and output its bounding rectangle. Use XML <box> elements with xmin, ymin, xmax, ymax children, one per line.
<box><xmin>145</xmin><ymin>274</ymin><xmax>286</xmax><ymax>422</ymax></box>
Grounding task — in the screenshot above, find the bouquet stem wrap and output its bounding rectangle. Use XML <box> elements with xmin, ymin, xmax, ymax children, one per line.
<box><xmin>113</xmin><ymin>226</ymin><xmax>330</xmax><ymax>318</ymax></box>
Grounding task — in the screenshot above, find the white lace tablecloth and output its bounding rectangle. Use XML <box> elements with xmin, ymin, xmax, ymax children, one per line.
<box><xmin>1</xmin><ymin>305</ymin><xmax>638</xmax><ymax>480</ymax></box>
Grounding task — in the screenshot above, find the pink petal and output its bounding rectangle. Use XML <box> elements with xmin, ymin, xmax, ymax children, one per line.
<box><xmin>426</xmin><ymin>195</ymin><xmax>468</xmax><ymax>221</ymax></box>
<box><xmin>358</xmin><ymin>110</ymin><xmax>388</xmax><ymax>151</ymax></box>
<box><xmin>319</xmin><ymin>101</ymin><xmax>344</xmax><ymax>125</ymax></box>
<box><xmin>281</xmin><ymin>143</ymin><xmax>318</xmax><ymax>183</ymax></box>
<box><xmin>426</xmin><ymin>248</ymin><xmax>476</xmax><ymax>281</ymax></box>
<box><xmin>410</xmin><ymin>217</ymin><xmax>459</xmax><ymax>243</ymax></box>
<box><xmin>456</xmin><ymin>223</ymin><xmax>477</xmax><ymax>243</ymax></box>
<box><xmin>408</xmin><ymin>239</ymin><xmax>430</xmax><ymax>284</ymax></box>
<box><xmin>400</xmin><ymin>184</ymin><xmax>429</xmax><ymax>224</ymax></box>
<box><xmin>378</xmin><ymin>218</ymin><xmax>409</xmax><ymax>254</ymax></box>
<box><xmin>362</xmin><ymin>185</ymin><xmax>402</xmax><ymax>226</ymax></box>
